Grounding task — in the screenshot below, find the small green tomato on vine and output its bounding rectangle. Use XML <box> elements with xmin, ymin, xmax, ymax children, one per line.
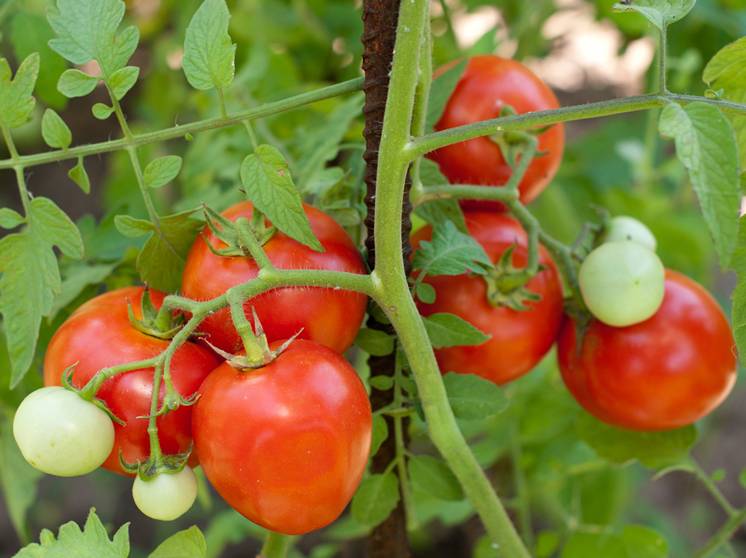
<box><xmin>601</xmin><ymin>215</ymin><xmax>657</xmax><ymax>251</ymax></box>
<box><xmin>132</xmin><ymin>466</ymin><xmax>199</xmax><ymax>521</ymax></box>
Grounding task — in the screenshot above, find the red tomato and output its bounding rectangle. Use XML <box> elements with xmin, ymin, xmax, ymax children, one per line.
<box><xmin>411</xmin><ymin>212</ymin><xmax>564</xmax><ymax>385</ymax></box>
<box><xmin>558</xmin><ymin>270</ymin><xmax>737</xmax><ymax>431</ymax></box>
<box><xmin>181</xmin><ymin>201</ymin><xmax>367</xmax><ymax>355</ymax></box>
<box><xmin>427</xmin><ymin>55</ymin><xmax>564</xmax><ymax>211</ymax></box>
<box><xmin>43</xmin><ymin>287</ymin><xmax>219</xmax><ymax>476</ymax></box>
<box><xmin>192</xmin><ymin>339</ymin><xmax>372</xmax><ymax>535</ymax></box>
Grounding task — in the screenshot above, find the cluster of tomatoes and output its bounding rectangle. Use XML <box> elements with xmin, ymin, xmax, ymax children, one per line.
<box><xmin>11</xmin><ymin>54</ymin><xmax>738</xmax><ymax>538</ymax></box>
<box><xmin>421</xmin><ymin>55</ymin><xmax>737</xmax><ymax>431</ymax></box>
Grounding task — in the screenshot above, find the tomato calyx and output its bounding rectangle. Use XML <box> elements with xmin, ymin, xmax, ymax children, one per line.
<box><xmin>127</xmin><ymin>287</ymin><xmax>184</xmax><ymax>340</ymax></box>
<box><xmin>562</xmin><ymin>298</ymin><xmax>594</xmax><ymax>356</ymax></box>
<box><xmin>482</xmin><ymin>243</ymin><xmax>544</xmax><ymax>311</ymax></box>
<box><xmin>487</xmin><ymin>106</ymin><xmax>551</xmax><ymax>169</ymax></box>
<box><xmin>61</xmin><ymin>365</ymin><xmax>126</xmax><ymax>426</ymax></box>
<box><xmin>119</xmin><ymin>442</ymin><xmax>192</xmax><ymax>480</ymax></box>
<box><xmin>201</xmin><ymin>203</ymin><xmax>277</xmax><ymax>258</ymax></box>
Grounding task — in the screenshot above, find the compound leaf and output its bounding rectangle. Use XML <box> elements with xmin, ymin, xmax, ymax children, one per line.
<box><xmin>0</xmin><ymin>53</ymin><xmax>39</xmax><ymax>129</ymax></box>
<box><xmin>240</xmin><ymin>145</ymin><xmax>323</xmax><ymax>252</ymax></box>
<box><xmin>0</xmin><ymin>197</ymin><xmax>83</xmax><ymax>388</ymax></box>
<box><xmin>659</xmin><ymin>102</ymin><xmax>740</xmax><ymax>270</ymax></box>
<box><xmin>148</xmin><ymin>526</ymin><xmax>206</xmax><ymax>558</ymax></box>
<box><xmin>47</xmin><ymin>0</ymin><xmax>139</xmax><ymax>76</ymax></box>
<box><xmin>612</xmin><ymin>0</ymin><xmax>695</xmax><ymax>31</ymax></box>
<box><xmin>182</xmin><ymin>0</ymin><xmax>236</xmax><ymax>91</ymax></box>
<box><xmin>41</xmin><ymin>109</ymin><xmax>72</xmax><ymax>150</ymax></box>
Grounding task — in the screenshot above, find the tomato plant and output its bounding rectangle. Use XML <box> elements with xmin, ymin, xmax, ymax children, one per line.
<box><xmin>578</xmin><ymin>240</ymin><xmax>665</xmax><ymax>327</ymax></box>
<box><xmin>411</xmin><ymin>212</ymin><xmax>564</xmax><ymax>385</ymax></box>
<box><xmin>43</xmin><ymin>287</ymin><xmax>219</xmax><ymax>476</ymax></box>
<box><xmin>558</xmin><ymin>269</ymin><xmax>738</xmax><ymax>431</ymax></box>
<box><xmin>132</xmin><ymin>466</ymin><xmax>199</xmax><ymax>521</ymax></box>
<box><xmin>192</xmin><ymin>339</ymin><xmax>372</xmax><ymax>535</ymax></box>
<box><xmin>181</xmin><ymin>201</ymin><xmax>368</xmax><ymax>355</ymax></box>
<box><xmin>427</xmin><ymin>55</ymin><xmax>565</xmax><ymax>211</ymax></box>
<box><xmin>13</xmin><ymin>386</ymin><xmax>115</xmax><ymax>477</ymax></box>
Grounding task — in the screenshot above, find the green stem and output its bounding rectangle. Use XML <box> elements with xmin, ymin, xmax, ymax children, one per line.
<box><xmin>510</xmin><ymin>421</ymin><xmax>533</xmax><ymax>549</ymax></box>
<box><xmin>412</xmin><ymin>183</ymin><xmax>519</xmax><ymax>207</ymax></box>
<box><xmin>504</xmin><ymin>199</ymin><xmax>540</xmax><ymax>289</ymax></box>
<box><xmin>79</xmin><ymin>357</ymin><xmax>160</xmax><ymax>401</ymax></box>
<box><xmin>539</xmin><ymin>230</ymin><xmax>584</xmax><ymax>307</ymax></box>
<box><xmin>659</xmin><ymin>24</ymin><xmax>668</xmax><ymax>93</ymax></box>
<box><xmin>0</xmin><ymin>78</ymin><xmax>364</xmax><ymax>170</ymax></box>
<box><xmin>217</xmin><ymin>87</ymin><xmax>228</xmax><ymax>119</ymax></box>
<box><xmin>393</xmin><ymin>352</ymin><xmax>418</xmax><ymax>531</ymax></box>
<box><xmin>243</xmin><ymin>120</ymin><xmax>259</xmax><ymax>152</ymax></box>
<box><xmin>372</xmin><ymin>1</ymin><xmax>530</xmax><ymax>554</ymax></box>
<box><xmin>228</xmin><ymin>290</ymin><xmax>266</xmax><ymax>364</ymax></box>
<box><xmin>108</xmin><ymin>87</ymin><xmax>134</xmax><ymax>141</ymax></box>
<box><xmin>688</xmin><ymin>507</ymin><xmax>746</xmax><ymax>558</ymax></box>
<box><xmin>259</xmin><ymin>531</ymin><xmax>292</xmax><ymax>558</ymax></box>
<box><xmin>407</xmin><ymin>93</ymin><xmax>746</xmax><ymax>160</ymax></box>
<box><xmin>126</xmin><ymin>146</ymin><xmax>161</xmax><ymax>227</ymax></box>
<box><xmin>691</xmin><ymin>460</ymin><xmax>736</xmax><ymax>517</ymax></box>
<box><xmin>146</xmin><ymin>361</ymin><xmax>165</xmax><ymax>463</ymax></box>
<box><xmin>235</xmin><ymin>217</ymin><xmax>275</xmax><ymax>270</ymax></box>
<box><xmin>437</xmin><ymin>0</ymin><xmax>460</xmax><ymax>52</ymax></box>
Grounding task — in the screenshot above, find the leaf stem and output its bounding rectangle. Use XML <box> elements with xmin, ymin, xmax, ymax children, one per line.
<box><xmin>145</xmin><ymin>361</ymin><xmax>165</xmax><ymax>463</ymax></box>
<box><xmin>217</xmin><ymin>87</ymin><xmax>228</xmax><ymax>120</ymax></box>
<box><xmin>688</xmin><ymin>506</ymin><xmax>746</xmax><ymax>558</ymax></box>
<box><xmin>0</xmin><ymin>78</ymin><xmax>364</xmax><ymax>170</ymax></box>
<box><xmin>658</xmin><ymin>24</ymin><xmax>668</xmax><ymax>93</ymax></box>
<box><xmin>691</xmin><ymin>459</ymin><xmax>737</xmax><ymax>517</ymax></box>
<box><xmin>259</xmin><ymin>531</ymin><xmax>292</xmax><ymax>558</ymax></box>
<box><xmin>510</xmin><ymin>421</ymin><xmax>533</xmax><ymax>549</ymax></box>
<box><xmin>243</xmin><ymin>121</ymin><xmax>259</xmax><ymax>152</ymax></box>
<box><xmin>393</xmin><ymin>350</ymin><xmax>418</xmax><ymax>531</ymax></box>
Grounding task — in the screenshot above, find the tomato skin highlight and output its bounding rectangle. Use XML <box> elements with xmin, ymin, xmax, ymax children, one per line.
<box><xmin>43</xmin><ymin>287</ymin><xmax>219</xmax><ymax>476</ymax></box>
<box><xmin>558</xmin><ymin>269</ymin><xmax>737</xmax><ymax>431</ymax></box>
<box><xmin>192</xmin><ymin>339</ymin><xmax>372</xmax><ymax>535</ymax></box>
<box><xmin>181</xmin><ymin>201</ymin><xmax>367</xmax><ymax>355</ymax></box>
<box><xmin>411</xmin><ymin>212</ymin><xmax>564</xmax><ymax>385</ymax></box>
<box><xmin>427</xmin><ymin>55</ymin><xmax>565</xmax><ymax>211</ymax></box>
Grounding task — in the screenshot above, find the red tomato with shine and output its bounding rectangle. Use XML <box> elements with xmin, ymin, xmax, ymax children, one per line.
<box><xmin>43</xmin><ymin>287</ymin><xmax>219</xmax><ymax>476</ymax></box>
<box><xmin>411</xmin><ymin>212</ymin><xmax>564</xmax><ymax>385</ymax></box>
<box><xmin>181</xmin><ymin>201</ymin><xmax>367</xmax><ymax>355</ymax></box>
<box><xmin>558</xmin><ymin>270</ymin><xmax>737</xmax><ymax>431</ymax></box>
<box><xmin>192</xmin><ymin>339</ymin><xmax>372</xmax><ymax>535</ymax></box>
<box><xmin>427</xmin><ymin>55</ymin><xmax>564</xmax><ymax>211</ymax></box>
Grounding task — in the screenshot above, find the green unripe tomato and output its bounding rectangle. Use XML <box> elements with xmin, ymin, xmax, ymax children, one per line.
<box><xmin>13</xmin><ymin>386</ymin><xmax>115</xmax><ymax>477</ymax></box>
<box><xmin>579</xmin><ymin>241</ymin><xmax>665</xmax><ymax>327</ymax></box>
<box><xmin>602</xmin><ymin>216</ymin><xmax>657</xmax><ymax>252</ymax></box>
<box><xmin>132</xmin><ymin>466</ymin><xmax>198</xmax><ymax>521</ymax></box>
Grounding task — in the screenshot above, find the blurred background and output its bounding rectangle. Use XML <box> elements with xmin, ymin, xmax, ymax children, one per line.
<box><xmin>1</xmin><ymin>0</ymin><xmax>746</xmax><ymax>556</ymax></box>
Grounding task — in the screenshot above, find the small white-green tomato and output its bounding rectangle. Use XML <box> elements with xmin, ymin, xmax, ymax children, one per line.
<box><xmin>579</xmin><ymin>241</ymin><xmax>665</xmax><ymax>327</ymax></box>
<box><xmin>602</xmin><ymin>216</ymin><xmax>657</xmax><ymax>252</ymax></box>
<box><xmin>132</xmin><ymin>466</ymin><xmax>198</xmax><ymax>521</ymax></box>
<box><xmin>13</xmin><ymin>386</ymin><xmax>115</xmax><ymax>477</ymax></box>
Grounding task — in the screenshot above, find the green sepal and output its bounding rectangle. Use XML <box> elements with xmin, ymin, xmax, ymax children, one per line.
<box><xmin>119</xmin><ymin>443</ymin><xmax>192</xmax><ymax>479</ymax></box>
<box><xmin>137</xmin><ymin>389</ymin><xmax>199</xmax><ymax>420</ymax></box>
<box><xmin>482</xmin><ymin>243</ymin><xmax>544</xmax><ymax>310</ymax></box>
<box><xmin>200</xmin><ymin>203</ymin><xmax>277</xmax><ymax>258</ymax></box>
<box><xmin>61</xmin><ymin>364</ymin><xmax>126</xmax><ymax>426</ymax></box>
<box><xmin>126</xmin><ymin>287</ymin><xmax>184</xmax><ymax>340</ymax></box>
<box><xmin>488</xmin><ymin>105</ymin><xmax>555</xmax><ymax>168</ymax></box>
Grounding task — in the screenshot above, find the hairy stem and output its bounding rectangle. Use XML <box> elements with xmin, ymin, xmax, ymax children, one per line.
<box><xmin>691</xmin><ymin>460</ymin><xmax>736</xmax><ymax>517</ymax></box>
<box><xmin>689</xmin><ymin>507</ymin><xmax>746</xmax><ymax>558</ymax></box>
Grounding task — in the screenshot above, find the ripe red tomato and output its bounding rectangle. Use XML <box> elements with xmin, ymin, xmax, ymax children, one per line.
<box><xmin>192</xmin><ymin>339</ymin><xmax>372</xmax><ymax>535</ymax></box>
<box><xmin>181</xmin><ymin>201</ymin><xmax>367</xmax><ymax>355</ymax></box>
<box><xmin>427</xmin><ymin>55</ymin><xmax>564</xmax><ymax>211</ymax></box>
<box><xmin>558</xmin><ymin>270</ymin><xmax>737</xmax><ymax>431</ymax></box>
<box><xmin>43</xmin><ymin>287</ymin><xmax>219</xmax><ymax>476</ymax></box>
<box><xmin>411</xmin><ymin>212</ymin><xmax>564</xmax><ymax>385</ymax></box>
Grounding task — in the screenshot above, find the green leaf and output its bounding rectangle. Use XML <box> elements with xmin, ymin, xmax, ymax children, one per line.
<box><xmin>415</xmin><ymin>159</ymin><xmax>468</xmax><ymax>233</ymax></box>
<box><xmin>422</xmin><ymin>313</ymin><xmax>490</xmax><ymax>349</ymax></box>
<box><xmin>182</xmin><ymin>0</ymin><xmax>236</xmax><ymax>91</ymax></box>
<box><xmin>369</xmin><ymin>375</ymin><xmax>394</xmax><ymax>391</ymax></box>
<box><xmin>408</xmin><ymin>455</ymin><xmax>464</xmax><ymax>501</ymax></box>
<box><xmin>370</xmin><ymin>415</ymin><xmax>388</xmax><ymax>457</ymax></box>
<box><xmin>535</xmin><ymin>531</ymin><xmax>561</xmax><ymax>558</ymax></box>
<box><xmin>240</xmin><ymin>145</ymin><xmax>324</xmax><ymax>252</ymax></box>
<box><xmin>442</xmin><ymin>372</ymin><xmax>508</xmax><ymax>420</ymax></box>
<box><xmin>0</xmin><ymin>197</ymin><xmax>83</xmax><ymax>387</ymax></box>
<box><xmin>412</xmin><ymin>220</ymin><xmax>491</xmax><ymax>276</ymax></box>
<box><xmin>41</xmin><ymin>109</ymin><xmax>72</xmax><ymax>149</ymax></box>
<box><xmin>472</xmin><ymin>535</ymin><xmax>499</xmax><ymax>558</ymax></box>
<box><xmin>202</xmin><ymin>510</ymin><xmax>266</xmax><ymax>558</ymax></box>
<box><xmin>114</xmin><ymin>215</ymin><xmax>155</xmax><ymax>238</ymax></box>
<box><xmin>0</xmin><ymin>412</ymin><xmax>43</xmax><ymax>546</ymax></box>
<box><xmin>425</xmin><ymin>59</ymin><xmax>467</xmax><ymax>133</ymax></box>
<box><xmin>57</xmin><ymin>69</ymin><xmax>100</xmax><ymax>98</ymax></box>
<box><xmin>561</xmin><ymin>532</ymin><xmax>628</xmax><ymax>558</ymax></box>
<box><xmin>576</xmin><ymin>412</ymin><xmax>697</xmax><ymax>469</ymax></box>
<box><xmin>658</xmin><ymin>102</ymin><xmax>740</xmax><ymax>270</ymax></box>
<box><xmin>622</xmin><ymin>525</ymin><xmax>668</xmax><ymax>558</ymax></box>
<box><xmin>108</xmin><ymin>66</ymin><xmax>139</xmax><ymax>100</ymax></box>
<box><xmin>351</xmin><ymin>472</ymin><xmax>400</xmax><ymax>527</ymax></box>
<box><xmin>414</xmin><ymin>282</ymin><xmax>436</xmax><ymax>304</ymax></box>
<box><xmin>612</xmin><ymin>0</ymin><xmax>695</xmax><ymax>31</ymax></box>
<box><xmin>47</xmin><ymin>0</ymin><xmax>139</xmax><ymax>75</ymax></box>
<box><xmin>15</xmin><ymin>508</ymin><xmax>129</xmax><ymax>558</ymax></box>
<box><xmin>739</xmin><ymin>467</ymin><xmax>746</xmax><ymax>489</ymax></box>
<box><xmin>703</xmin><ymin>37</ymin><xmax>746</xmax><ymax>168</ymax></box>
<box><xmin>10</xmin><ymin>12</ymin><xmax>68</xmax><ymax>109</ymax></box>
<box><xmin>354</xmin><ymin>328</ymin><xmax>394</xmax><ymax>356</ymax></box>
<box><xmin>49</xmin><ymin>262</ymin><xmax>118</xmax><ymax>320</ymax></box>
<box><xmin>136</xmin><ymin>210</ymin><xmax>205</xmax><ymax>292</ymax></box>
<box><xmin>730</xmin><ymin>216</ymin><xmax>746</xmax><ymax>368</ymax></box>
<box><xmin>0</xmin><ymin>208</ymin><xmax>25</xmax><ymax>229</ymax></box>
<box><xmin>68</xmin><ymin>156</ymin><xmax>91</xmax><ymax>194</ymax></box>
<box><xmin>148</xmin><ymin>526</ymin><xmax>206</xmax><ymax>558</ymax></box>
<box><xmin>144</xmin><ymin>156</ymin><xmax>183</xmax><ymax>189</ymax></box>
<box><xmin>92</xmin><ymin>103</ymin><xmax>115</xmax><ymax>120</ymax></box>
<box><xmin>0</xmin><ymin>53</ymin><xmax>39</xmax><ymax>129</ymax></box>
